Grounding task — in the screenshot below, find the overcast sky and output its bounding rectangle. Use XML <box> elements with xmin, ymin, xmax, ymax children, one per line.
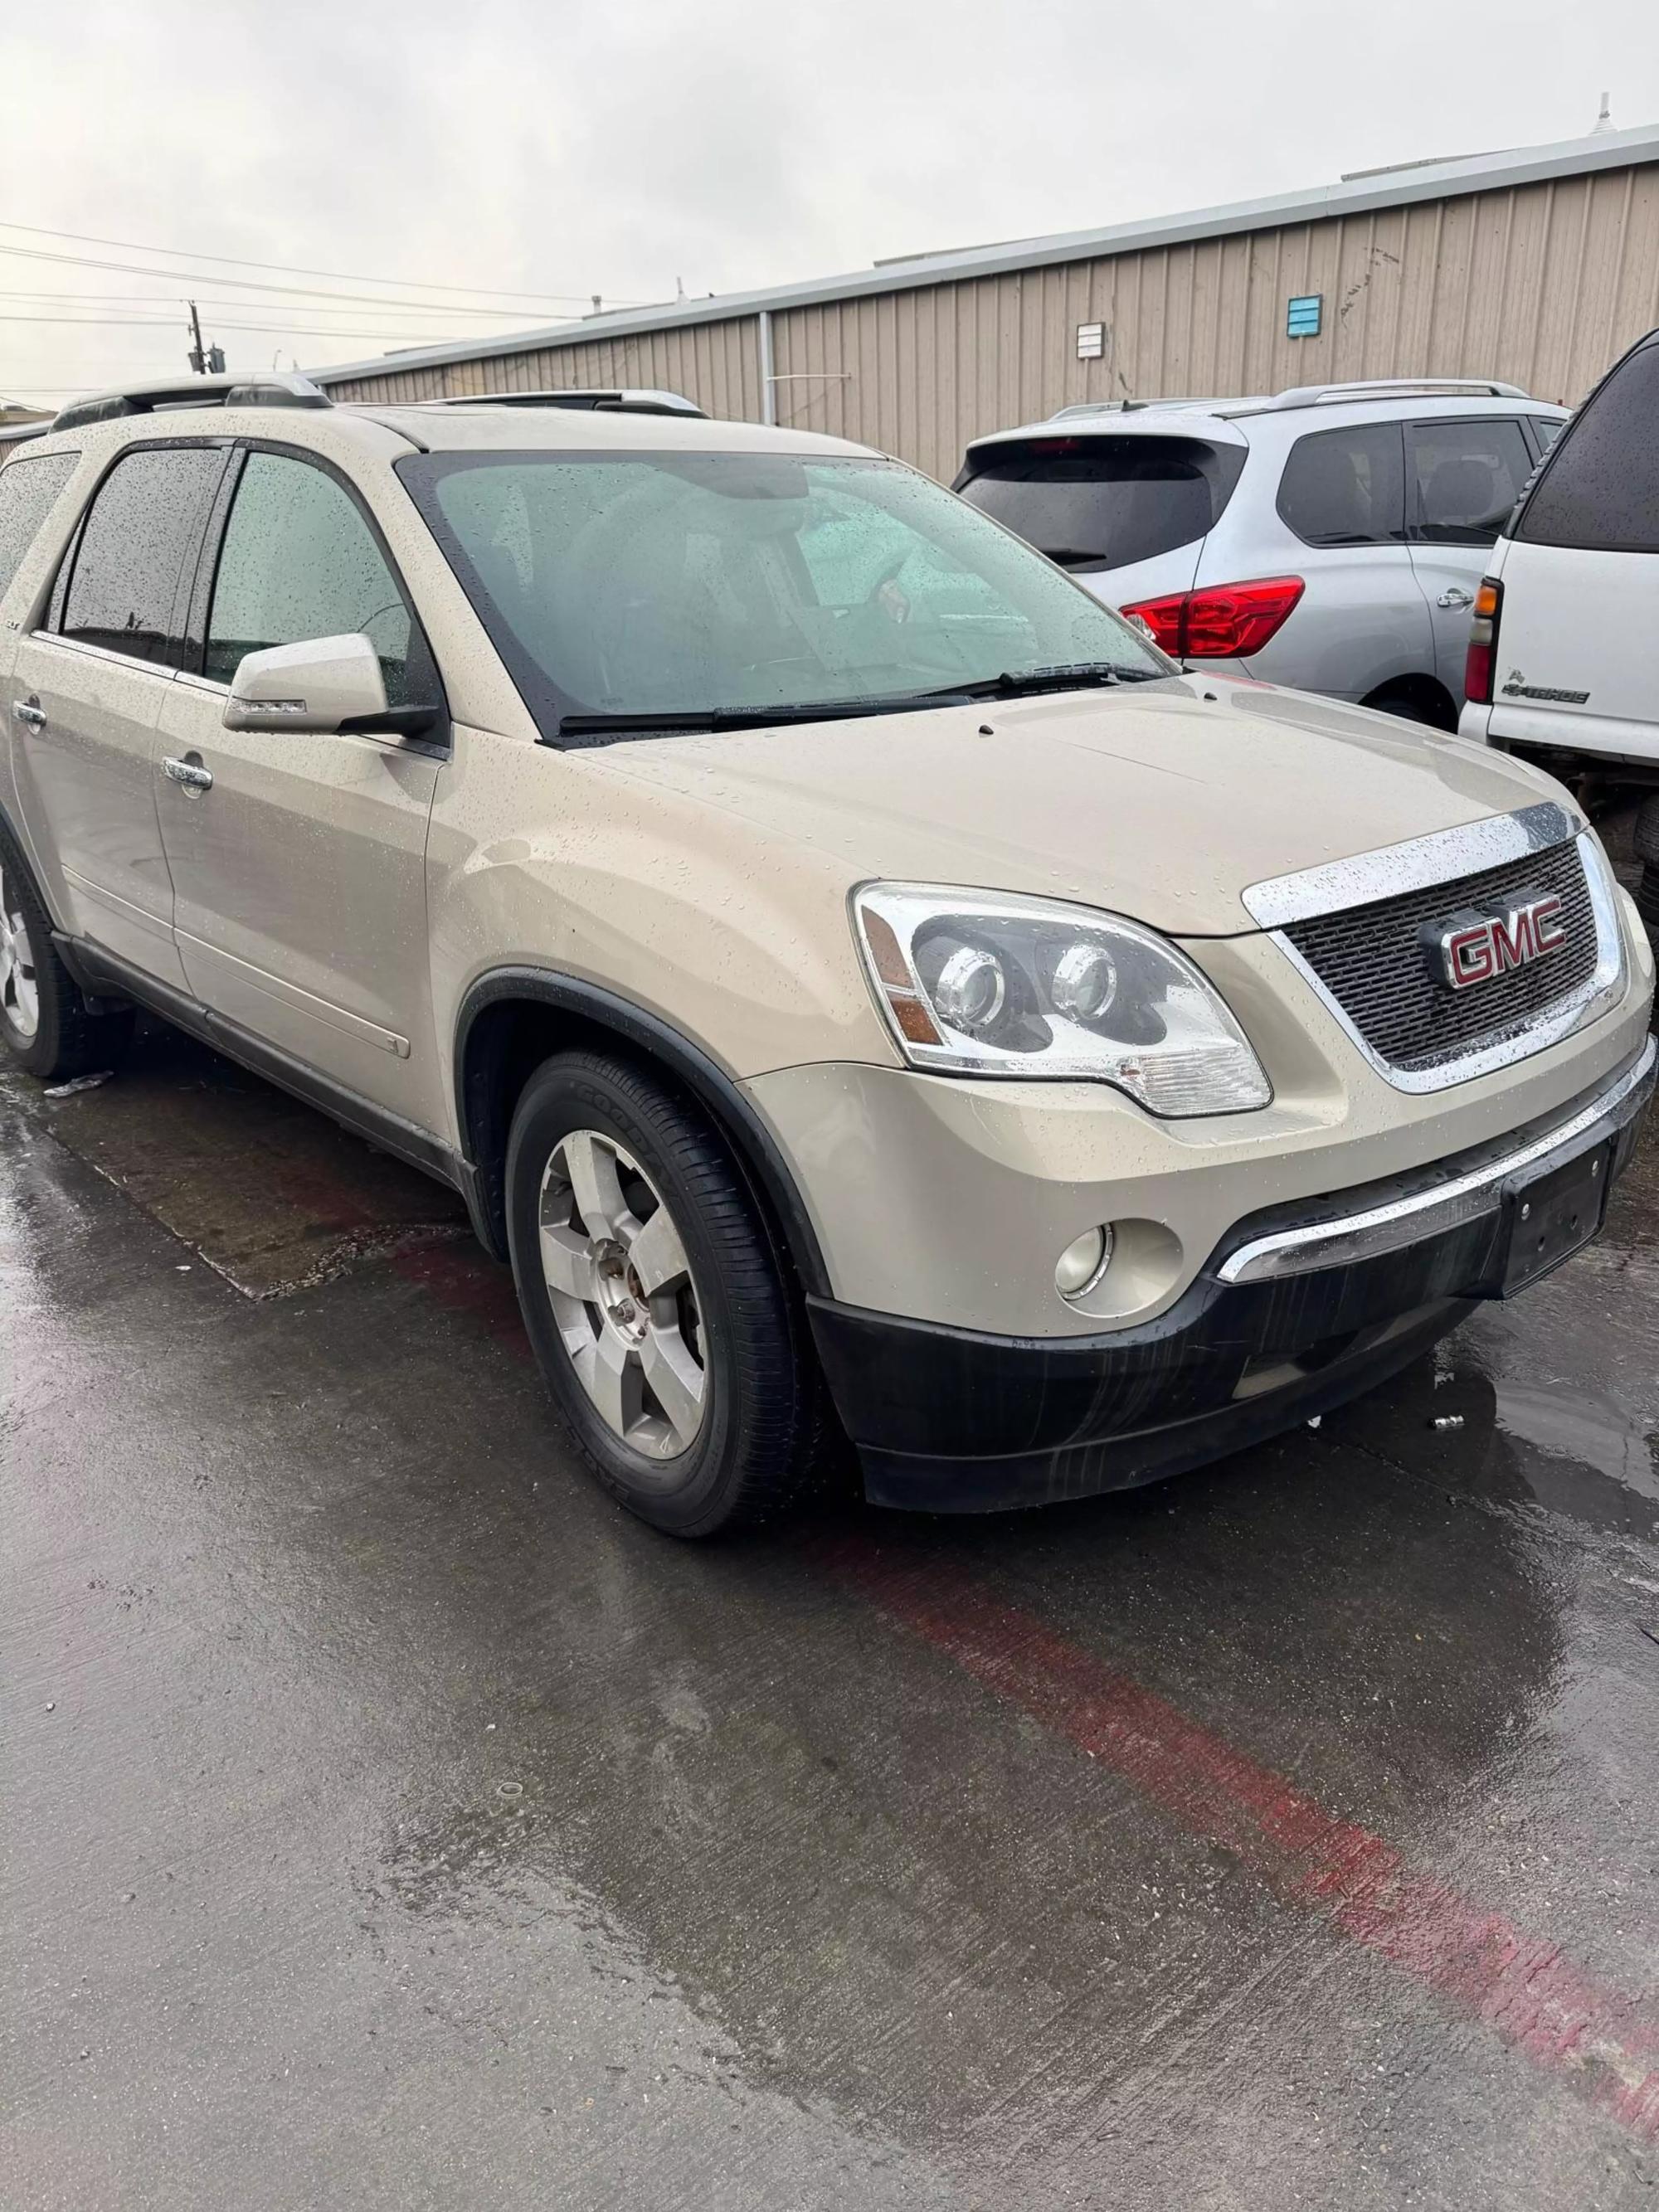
<box><xmin>4</xmin><ymin>0</ymin><xmax>1657</xmax><ymax>407</ymax></box>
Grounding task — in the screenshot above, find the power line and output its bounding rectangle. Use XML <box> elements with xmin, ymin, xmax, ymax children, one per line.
<box><xmin>0</xmin><ymin>216</ymin><xmax>639</xmax><ymax>309</ymax></box>
<box><xmin>0</xmin><ymin>311</ymin><xmax>465</xmax><ymax>340</ymax></box>
<box><xmin>0</xmin><ymin>241</ymin><xmax>591</xmax><ymax>318</ymax></box>
<box><xmin>0</xmin><ymin>281</ymin><xmax>580</xmax><ymax>322</ymax></box>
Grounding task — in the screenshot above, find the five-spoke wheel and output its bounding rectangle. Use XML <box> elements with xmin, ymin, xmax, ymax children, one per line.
<box><xmin>538</xmin><ymin>1129</ymin><xmax>708</xmax><ymax>1460</ymax></box>
<box><xmin>0</xmin><ymin>860</ymin><xmax>40</xmax><ymax>1043</ymax></box>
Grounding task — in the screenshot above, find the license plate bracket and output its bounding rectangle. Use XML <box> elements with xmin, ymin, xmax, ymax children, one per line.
<box><xmin>1496</xmin><ymin>1140</ymin><xmax>1612</xmax><ymax>1297</ymax></box>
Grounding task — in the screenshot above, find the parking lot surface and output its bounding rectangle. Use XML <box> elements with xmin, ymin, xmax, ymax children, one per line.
<box><xmin>4</xmin><ymin>1022</ymin><xmax>1658</xmax><ymax>2210</ymax></box>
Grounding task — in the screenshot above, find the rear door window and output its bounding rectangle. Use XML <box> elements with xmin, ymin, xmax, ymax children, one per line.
<box><xmin>0</xmin><ymin>451</ymin><xmax>78</xmax><ymax>603</ymax></box>
<box><xmin>1405</xmin><ymin>417</ymin><xmax>1534</xmax><ymax>545</ymax></box>
<box><xmin>1515</xmin><ymin>338</ymin><xmax>1659</xmax><ymax>552</ymax></box>
<box><xmin>1277</xmin><ymin>422</ymin><xmax>1405</xmax><ymax>547</ymax></box>
<box><xmin>58</xmin><ymin>445</ymin><xmax>226</xmax><ymax>667</ymax></box>
<box><xmin>955</xmin><ymin>435</ymin><xmax>1244</xmax><ymax>571</ymax></box>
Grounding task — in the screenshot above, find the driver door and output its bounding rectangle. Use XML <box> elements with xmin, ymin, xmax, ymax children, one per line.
<box><xmin>155</xmin><ymin>445</ymin><xmax>446</xmax><ymax>1131</ymax></box>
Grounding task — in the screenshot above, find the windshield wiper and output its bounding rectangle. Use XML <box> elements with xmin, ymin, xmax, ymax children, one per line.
<box><xmin>553</xmin><ymin>696</ymin><xmax>943</xmax><ymax>741</ymax></box>
<box><xmin>886</xmin><ymin>662</ymin><xmax>1165</xmax><ymax>708</ymax></box>
<box><xmin>552</xmin><ymin>663</ymin><xmax>1167</xmax><ymax>742</ymax></box>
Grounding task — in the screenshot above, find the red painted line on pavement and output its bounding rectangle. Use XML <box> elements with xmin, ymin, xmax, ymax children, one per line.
<box><xmin>339</xmin><ymin>1191</ymin><xmax>1659</xmax><ymax>2138</ymax></box>
<box><xmin>820</xmin><ymin>1539</ymin><xmax>1659</xmax><ymax>2141</ymax></box>
<box><xmin>391</xmin><ymin>1242</ymin><xmax>529</xmax><ymax>1347</ymax></box>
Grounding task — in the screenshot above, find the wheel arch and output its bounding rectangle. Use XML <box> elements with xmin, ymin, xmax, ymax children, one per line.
<box><xmin>1360</xmin><ymin>671</ymin><xmax>1459</xmax><ymax>732</ymax></box>
<box><xmin>452</xmin><ymin>967</ymin><xmax>831</xmax><ymax>1295</ymax></box>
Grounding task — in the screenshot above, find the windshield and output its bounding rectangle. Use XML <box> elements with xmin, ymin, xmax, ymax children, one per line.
<box><xmin>397</xmin><ymin>450</ymin><xmax>1170</xmax><ymax>739</ymax></box>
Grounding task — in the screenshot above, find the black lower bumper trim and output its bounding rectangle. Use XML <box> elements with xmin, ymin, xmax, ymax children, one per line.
<box><xmin>854</xmin><ymin>1298</ymin><xmax>1468</xmax><ymax>1512</ymax></box>
<box><xmin>808</xmin><ymin>1049</ymin><xmax>1652</xmax><ymax>1514</ymax></box>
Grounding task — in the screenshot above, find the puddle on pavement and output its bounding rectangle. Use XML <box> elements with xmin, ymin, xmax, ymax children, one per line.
<box><xmin>0</xmin><ymin>1021</ymin><xmax>469</xmax><ymax>1299</ymax></box>
<box><xmin>1490</xmin><ymin>1380</ymin><xmax>1657</xmax><ymax>1500</ymax></box>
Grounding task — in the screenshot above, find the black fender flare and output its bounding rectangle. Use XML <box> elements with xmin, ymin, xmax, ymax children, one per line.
<box><xmin>452</xmin><ymin>966</ymin><xmax>831</xmax><ymax>1295</ymax></box>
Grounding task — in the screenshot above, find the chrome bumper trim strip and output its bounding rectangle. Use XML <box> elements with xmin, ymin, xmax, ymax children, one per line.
<box><xmin>1217</xmin><ymin>1036</ymin><xmax>1656</xmax><ymax>1286</ymax></box>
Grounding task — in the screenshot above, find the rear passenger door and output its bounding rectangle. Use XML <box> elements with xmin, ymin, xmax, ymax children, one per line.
<box><xmin>1404</xmin><ymin>416</ymin><xmax>1537</xmax><ymax>705</ymax></box>
<box><xmin>154</xmin><ymin>445</ymin><xmax>446</xmax><ymax>1130</ymax></box>
<box><xmin>1262</xmin><ymin>420</ymin><xmax>1426</xmax><ymax>698</ymax></box>
<box><xmin>10</xmin><ymin>443</ymin><xmax>227</xmax><ymax>989</ymax></box>
<box><xmin>0</xmin><ymin>447</ymin><xmax>81</xmax><ymax>830</ymax></box>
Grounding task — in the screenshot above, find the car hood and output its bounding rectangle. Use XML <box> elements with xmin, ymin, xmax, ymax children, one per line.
<box><xmin>588</xmin><ymin>676</ymin><xmax>1574</xmax><ymax>937</ymax></box>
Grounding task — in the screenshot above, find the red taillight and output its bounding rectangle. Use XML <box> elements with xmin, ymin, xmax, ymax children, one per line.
<box><xmin>1464</xmin><ymin>576</ymin><xmax>1503</xmax><ymax>705</ymax></box>
<box><xmin>1119</xmin><ymin>575</ymin><xmax>1305</xmax><ymax>660</ymax></box>
<box><xmin>1120</xmin><ymin>593</ymin><xmax>1186</xmax><ymax>654</ymax></box>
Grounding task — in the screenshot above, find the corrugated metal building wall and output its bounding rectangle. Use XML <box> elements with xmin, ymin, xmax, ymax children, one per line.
<box><xmin>320</xmin><ymin>129</ymin><xmax>1659</xmax><ymax>482</ymax></box>
<box><xmin>339</xmin><ymin>318</ymin><xmax>765</xmax><ymax>422</ymax></box>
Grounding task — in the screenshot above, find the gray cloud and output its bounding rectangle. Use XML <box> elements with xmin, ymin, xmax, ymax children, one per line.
<box><xmin>3</xmin><ymin>0</ymin><xmax>1655</xmax><ymax>405</ymax></box>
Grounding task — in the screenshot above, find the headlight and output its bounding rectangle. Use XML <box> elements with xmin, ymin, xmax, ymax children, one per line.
<box><xmin>854</xmin><ymin>883</ymin><xmax>1272</xmax><ymax>1116</ymax></box>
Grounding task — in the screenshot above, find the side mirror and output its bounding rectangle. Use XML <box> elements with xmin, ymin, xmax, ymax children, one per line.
<box><xmin>223</xmin><ymin>634</ymin><xmax>430</xmax><ymax>737</ymax></box>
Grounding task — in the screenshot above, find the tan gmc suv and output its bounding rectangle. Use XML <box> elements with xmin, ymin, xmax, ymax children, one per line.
<box><xmin>0</xmin><ymin>375</ymin><xmax>1652</xmax><ymax>1536</ymax></box>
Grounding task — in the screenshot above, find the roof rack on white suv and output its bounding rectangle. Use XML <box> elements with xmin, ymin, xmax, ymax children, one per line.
<box><xmin>1259</xmin><ymin>377</ymin><xmax>1532</xmax><ymax>411</ymax></box>
<box><xmin>1041</xmin><ymin>379</ymin><xmax>1536</xmax><ymax>430</ymax></box>
<box><xmin>51</xmin><ymin>372</ymin><xmax>333</xmax><ymax>433</ymax></box>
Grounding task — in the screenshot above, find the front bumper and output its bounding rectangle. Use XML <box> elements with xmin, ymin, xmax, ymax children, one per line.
<box><xmin>808</xmin><ymin>1039</ymin><xmax>1655</xmax><ymax>1513</ymax></box>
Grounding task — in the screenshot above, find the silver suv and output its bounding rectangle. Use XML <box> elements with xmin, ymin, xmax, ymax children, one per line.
<box><xmin>957</xmin><ymin>381</ymin><xmax>1569</xmax><ymax>729</ymax></box>
<box><xmin>0</xmin><ymin>375</ymin><xmax>1651</xmax><ymax>1538</ymax></box>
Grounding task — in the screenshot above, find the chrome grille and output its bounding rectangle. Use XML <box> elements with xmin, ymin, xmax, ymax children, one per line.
<box><xmin>1283</xmin><ymin>839</ymin><xmax>1597</xmax><ymax>1072</ymax></box>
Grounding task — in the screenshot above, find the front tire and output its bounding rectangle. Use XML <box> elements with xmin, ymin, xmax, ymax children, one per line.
<box><xmin>0</xmin><ymin>829</ymin><xmax>134</xmax><ymax>1082</ymax></box>
<box><xmin>505</xmin><ymin>1050</ymin><xmax>824</xmax><ymax>1536</ymax></box>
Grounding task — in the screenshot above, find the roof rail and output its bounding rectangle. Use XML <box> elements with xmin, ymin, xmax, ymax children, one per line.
<box><xmin>411</xmin><ymin>386</ymin><xmax>707</xmax><ymax>418</ymax></box>
<box><xmin>51</xmin><ymin>371</ymin><xmax>333</xmax><ymax>433</ymax></box>
<box><xmin>1264</xmin><ymin>377</ymin><xmax>1531</xmax><ymax>411</ymax></box>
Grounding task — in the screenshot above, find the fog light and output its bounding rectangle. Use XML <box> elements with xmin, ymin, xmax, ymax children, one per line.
<box><xmin>1055</xmin><ymin>1225</ymin><xmax>1113</xmax><ymax>1300</ymax></box>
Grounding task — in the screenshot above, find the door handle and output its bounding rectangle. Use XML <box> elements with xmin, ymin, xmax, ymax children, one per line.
<box><xmin>163</xmin><ymin>756</ymin><xmax>213</xmax><ymax>794</ymax></box>
<box><xmin>12</xmin><ymin>696</ymin><xmax>46</xmax><ymax>730</ymax></box>
<box><xmin>1437</xmin><ymin>586</ymin><xmax>1474</xmax><ymax>610</ymax></box>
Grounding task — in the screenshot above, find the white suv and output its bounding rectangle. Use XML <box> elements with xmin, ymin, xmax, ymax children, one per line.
<box><xmin>957</xmin><ymin>382</ymin><xmax>1568</xmax><ymax>729</ymax></box>
<box><xmin>1458</xmin><ymin>328</ymin><xmax>1659</xmax><ymax>936</ymax></box>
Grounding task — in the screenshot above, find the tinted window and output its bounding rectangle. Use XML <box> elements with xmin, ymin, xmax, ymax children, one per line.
<box><xmin>206</xmin><ymin>452</ymin><xmax>416</xmax><ymax>702</ymax></box>
<box><xmin>0</xmin><ymin>452</ymin><xmax>78</xmax><ymax>603</ymax></box>
<box><xmin>1516</xmin><ymin>340</ymin><xmax>1659</xmax><ymax>552</ymax></box>
<box><xmin>1277</xmin><ymin>422</ymin><xmax>1405</xmax><ymax>547</ymax></box>
<box><xmin>956</xmin><ymin>435</ymin><xmax>1243</xmax><ymax>569</ymax></box>
<box><xmin>1407</xmin><ymin>417</ymin><xmax>1533</xmax><ymax>544</ymax></box>
<box><xmin>399</xmin><ymin>450</ymin><xmax>1167</xmax><ymax>737</ymax></box>
<box><xmin>1530</xmin><ymin>415</ymin><xmax>1567</xmax><ymax>456</ymax></box>
<box><xmin>60</xmin><ymin>445</ymin><xmax>223</xmax><ymax>666</ymax></box>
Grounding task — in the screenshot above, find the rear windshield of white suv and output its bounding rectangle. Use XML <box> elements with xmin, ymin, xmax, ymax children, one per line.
<box><xmin>399</xmin><ymin>450</ymin><xmax>1169</xmax><ymax>739</ymax></box>
<box><xmin>953</xmin><ymin>434</ymin><xmax>1244</xmax><ymax>571</ymax></box>
<box><xmin>1515</xmin><ymin>337</ymin><xmax>1659</xmax><ymax>553</ymax></box>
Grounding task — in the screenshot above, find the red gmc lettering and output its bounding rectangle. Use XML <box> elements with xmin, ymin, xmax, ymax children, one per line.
<box><xmin>1442</xmin><ymin>894</ymin><xmax>1565</xmax><ymax>991</ymax></box>
<box><xmin>1446</xmin><ymin>924</ymin><xmax>1497</xmax><ymax>989</ymax></box>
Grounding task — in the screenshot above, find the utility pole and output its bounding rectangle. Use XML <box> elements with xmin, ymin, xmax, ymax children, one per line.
<box><xmin>186</xmin><ymin>299</ymin><xmax>206</xmax><ymax>374</ymax></box>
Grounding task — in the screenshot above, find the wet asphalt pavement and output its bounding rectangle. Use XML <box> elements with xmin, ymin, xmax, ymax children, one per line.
<box><xmin>4</xmin><ymin>1019</ymin><xmax>1659</xmax><ymax>2210</ymax></box>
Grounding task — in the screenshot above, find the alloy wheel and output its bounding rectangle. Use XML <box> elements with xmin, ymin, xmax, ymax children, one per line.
<box><xmin>537</xmin><ymin>1130</ymin><xmax>708</xmax><ymax>1461</ymax></box>
<box><xmin>0</xmin><ymin>864</ymin><xmax>39</xmax><ymax>1041</ymax></box>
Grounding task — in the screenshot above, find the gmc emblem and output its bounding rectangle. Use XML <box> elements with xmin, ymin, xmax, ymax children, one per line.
<box><xmin>1427</xmin><ymin>891</ymin><xmax>1567</xmax><ymax>991</ymax></box>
